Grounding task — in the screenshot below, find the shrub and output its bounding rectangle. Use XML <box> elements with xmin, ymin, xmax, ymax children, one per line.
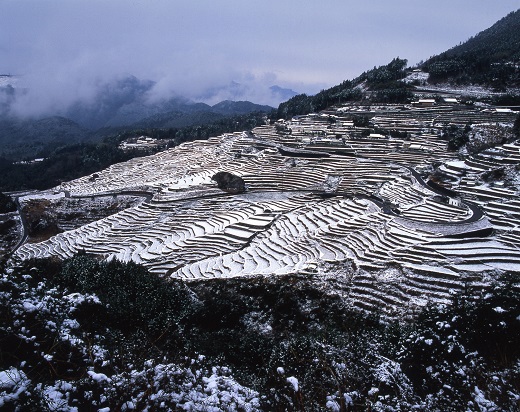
<box><xmin>2</xmin><ymin>256</ymin><xmax>519</xmax><ymax>410</ymax></box>
<box><xmin>54</xmin><ymin>255</ymin><xmax>193</xmax><ymax>339</ymax></box>
<box><xmin>399</xmin><ymin>275</ymin><xmax>520</xmax><ymax>410</ymax></box>
<box><xmin>0</xmin><ymin>192</ymin><xmax>16</xmax><ymax>213</ymax></box>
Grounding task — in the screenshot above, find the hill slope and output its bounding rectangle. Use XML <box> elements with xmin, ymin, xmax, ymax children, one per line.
<box><xmin>0</xmin><ymin>116</ymin><xmax>91</xmax><ymax>159</ymax></box>
<box><xmin>0</xmin><ymin>73</ymin><xmax>274</xmax><ymax>160</ymax></box>
<box><xmin>275</xmin><ymin>57</ymin><xmax>412</xmax><ymax>119</ymax></box>
<box><xmin>422</xmin><ymin>9</ymin><xmax>520</xmax><ymax>86</ymax></box>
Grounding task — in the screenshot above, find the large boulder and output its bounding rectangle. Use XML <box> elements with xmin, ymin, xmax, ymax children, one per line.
<box><xmin>211</xmin><ymin>172</ymin><xmax>246</xmax><ymax>194</ymax></box>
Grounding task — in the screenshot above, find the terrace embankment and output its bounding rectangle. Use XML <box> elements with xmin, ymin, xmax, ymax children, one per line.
<box><xmin>10</xmin><ymin>103</ymin><xmax>520</xmax><ymax>317</ymax></box>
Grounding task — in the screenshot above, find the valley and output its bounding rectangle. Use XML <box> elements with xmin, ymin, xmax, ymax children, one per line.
<box><xmin>2</xmin><ymin>5</ymin><xmax>520</xmax><ymax>408</ymax></box>
<box><xmin>6</xmin><ymin>99</ymin><xmax>519</xmax><ymax>319</ymax></box>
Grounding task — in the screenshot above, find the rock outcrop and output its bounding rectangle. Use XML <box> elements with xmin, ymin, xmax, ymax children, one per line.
<box><xmin>211</xmin><ymin>172</ymin><xmax>246</xmax><ymax>194</ymax></box>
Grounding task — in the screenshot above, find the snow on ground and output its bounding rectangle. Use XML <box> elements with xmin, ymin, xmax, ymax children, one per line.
<box><xmin>402</xmin><ymin>71</ymin><xmax>429</xmax><ymax>84</ymax></box>
<box><xmin>0</xmin><ymin>368</ymin><xmax>29</xmax><ymax>408</ymax></box>
<box><xmin>10</xmin><ymin>110</ymin><xmax>520</xmax><ymax>317</ymax></box>
<box><xmin>415</xmin><ymin>82</ymin><xmax>520</xmax><ymax>98</ymax></box>
<box><xmin>19</xmin><ymin>191</ymin><xmax>66</xmax><ymax>202</ymax></box>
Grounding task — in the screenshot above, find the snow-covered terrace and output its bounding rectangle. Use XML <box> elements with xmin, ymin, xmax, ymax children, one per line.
<box><xmin>13</xmin><ymin>105</ymin><xmax>520</xmax><ymax>318</ymax></box>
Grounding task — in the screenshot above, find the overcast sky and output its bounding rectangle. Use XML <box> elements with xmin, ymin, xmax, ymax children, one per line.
<box><xmin>1</xmin><ymin>0</ymin><xmax>519</xmax><ymax>112</ymax></box>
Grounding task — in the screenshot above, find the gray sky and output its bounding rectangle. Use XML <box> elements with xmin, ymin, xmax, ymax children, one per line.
<box><xmin>1</xmin><ymin>0</ymin><xmax>519</xmax><ymax>112</ymax></box>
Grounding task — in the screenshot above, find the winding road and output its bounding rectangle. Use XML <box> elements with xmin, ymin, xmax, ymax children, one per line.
<box><xmin>402</xmin><ymin>165</ymin><xmax>485</xmax><ymax>224</ymax></box>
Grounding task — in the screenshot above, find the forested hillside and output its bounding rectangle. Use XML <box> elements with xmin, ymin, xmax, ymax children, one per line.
<box><xmin>422</xmin><ymin>9</ymin><xmax>520</xmax><ymax>87</ymax></box>
<box><xmin>0</xmin><ymin>111</ymin><xmax>267</xmax><ymax>191</ymax></box>
<box><xmin>275</xmin><ymin>58</ymin><xmax>413</xmax><ymax>119</ymax></box>
<box><xmin>0</xmin><ymin>116</ymin><xmax>92</xmax><ymax>160</ymax></box>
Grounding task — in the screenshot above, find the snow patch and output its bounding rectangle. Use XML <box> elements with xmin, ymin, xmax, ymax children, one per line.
<box><xmin>287</xmin><ymin>376</ymin><xmax>299</xmax><ymax>392</ymax></box>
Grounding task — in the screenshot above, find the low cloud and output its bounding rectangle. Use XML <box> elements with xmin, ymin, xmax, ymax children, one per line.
<box><xmin>1</xmin><ymin>0</ymin><xmax>518</xmax><ymax>119</ymax></box>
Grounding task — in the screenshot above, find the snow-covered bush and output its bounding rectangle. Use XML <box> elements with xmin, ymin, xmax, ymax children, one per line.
<box><xmin>399</xmin><ymin>275</ymin><xmax>520</xmax><ymax>410</ymax></box>
<box><xmin>0</xmin><ymin>257</ymin><xmax>259</xmax><ymax>411</ymax></box>
<box><xmin>466</xmin><ymin>123</ymin><xmax>513</xmax><ymax>154</ymax></box>
<box><xmin>1</xmin><ymin>256</ymin><xmax>519</xmax><ymax>410</ymax></box>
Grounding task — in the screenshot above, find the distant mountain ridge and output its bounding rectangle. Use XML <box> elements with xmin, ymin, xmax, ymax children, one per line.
<box><xmin>0</xmin><ymin>74</ymin><xmax>275</xmax><ymax>159</ymax></box>
<box><xmin>0</xmin><ymin>98</ymin><xmax>273</xmax><ymax>160</ymax></box>
<box><xmin>115</xmin><ymin>100</ymin><xmax>272</xmax><ymax>131</ymax></box>
<box><xmin>0</xmin><ymin>75</ymin><xmax>276</xmax><ymax>129</ymax></box>
<box><xmin>269</xmin><ymin>85</ymin><xmax>299</xmax><ymax>101</ymax></box>
<box><xmin>194</xmin><ymin>81</ymin><xmax>298</xmax><ymax>105</ymax></box>
<box><xmin>211</xmin><ymin>100</ymin><xmax>273</xmax><ymax>115</ymax></box>
<box><xmin>61</xmin><ymin>77</ymin><xmax>275</xmax><ymax>130</ymax></box>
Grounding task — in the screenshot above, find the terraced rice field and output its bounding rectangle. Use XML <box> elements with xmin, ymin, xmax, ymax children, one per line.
<box><xmin>14</xmin><ymin>104</ymin><xmax>520</xmax><ymax>317</ymax></box>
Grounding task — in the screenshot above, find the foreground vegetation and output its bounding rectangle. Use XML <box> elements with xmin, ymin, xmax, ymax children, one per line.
<box><xmin>1</xmin><ymin>255</ymin><xmax>518</xmax><ymax>410</ymax></box>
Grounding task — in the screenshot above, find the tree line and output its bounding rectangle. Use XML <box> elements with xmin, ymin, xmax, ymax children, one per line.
<box><xmin>275</xmin><ymin>58</ymin><xmax>413</xmax><ymax>119</ymax></box>
<box><xmin>0</xmin><ymin>111</ymin><xmax>268</xmax><ymax>192</ymax></box>
<box><xmin>422</xmin><ymin>10</ymin><xmax>520</xmax><ymax>88</ymax></box>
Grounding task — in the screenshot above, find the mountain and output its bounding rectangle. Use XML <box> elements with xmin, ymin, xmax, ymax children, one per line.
<box><xmin>64</xmin><ymin>76</ymin><xmax>156</xmax><ymax>129</ymax></box>
<box><xmin>211</xmin><ymin>100</ymin><xmax>273</xmax><ymax>115</ymax></box>
<box><xmin>1</xmin><ymin>75</ymin><xmax>274</xmax><ymax>131</ymax></box>
<box><xmin>196</xmin><ymin>81</ymin><xmax>299</xmax><ymax>107</ymax></box>
<box><xmin>422</xmin><ymin>9</ymin><xmax>520</xmax><ymax>87</ymax></box>
<box><xmin>0</xmin><ymin>116</ymin><xmax>90</xmax><ymax>160</ymax></box>
<box><xmin>128</xmin><ymin>101</ymin><xmax>272</xmax><ymax>130</ymax></box>
<box><xmin>0</xmin><ymin>74</ymin><xmax>274</xmax><ymax>160</ymax></box>
<box><xmin>129</xmin><ymin>110</ymin><xmax>225</xmax><ymax>130</ymax></box>
<box><xmin>269</xmin><ymin>85</ymin><xmax>299</xmax><ymax>101</ymax></box>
